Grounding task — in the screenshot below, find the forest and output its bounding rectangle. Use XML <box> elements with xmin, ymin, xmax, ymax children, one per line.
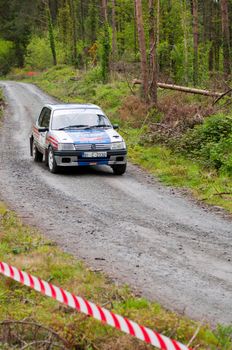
<box><xmin>1</xmin><ymin>0</ymin><xmax>232</xmax><ymax>92</ymax></box>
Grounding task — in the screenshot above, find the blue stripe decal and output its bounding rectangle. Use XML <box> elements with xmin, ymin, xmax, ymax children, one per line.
<box><xmin>67</xmin><ymin>129</ymin><xmax>111</xmax><ymax>144</ymax></box>
<box><xmin>78</xmin><ymin>161</ymin><xmax>108</xmax><ymax>166</ymax></box>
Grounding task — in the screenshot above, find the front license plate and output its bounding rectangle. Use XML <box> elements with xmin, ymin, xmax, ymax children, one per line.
<box><xmin>83</xmin><ymin>152</ymin><xmax>107</xmax><ymax>158</ymax></box>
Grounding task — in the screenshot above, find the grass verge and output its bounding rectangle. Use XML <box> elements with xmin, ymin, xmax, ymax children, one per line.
<box><xmin>9</xmin><ymin>65</ymin><xmax>232</xmax><ymax>214</ymax></box>
<box><xmin>126</xmin><ymin>129</ymin><xmax>232</xmax><ymax>213</ymax></box>
<box><xmin>0</xmin><ymin>202</ymin><xmax>231</xmax><ymax>350</ymax></box>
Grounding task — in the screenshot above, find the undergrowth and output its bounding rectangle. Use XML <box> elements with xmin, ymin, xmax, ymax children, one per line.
<box><xmin>176</xmin><ymin>114</ymin><xmax>232</xmax><ymax>173</ymax></box>
<box><xmin>0</xmin><ymin>203</ymin><xmax>231</xmax><ymax>349</ymax></box>
<box><xmin>127</xmin><ymin>131</ymin><xmax>232</xmax><ymax>212</ymax></box>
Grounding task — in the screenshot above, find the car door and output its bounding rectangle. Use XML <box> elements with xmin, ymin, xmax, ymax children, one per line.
<box><xmin>37</xmin><ymin>107</ymin><xmax>51</xmax><ymax>152</ymax></box>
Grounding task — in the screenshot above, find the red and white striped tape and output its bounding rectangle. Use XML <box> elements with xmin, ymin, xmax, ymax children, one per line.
<box><xmin>0</xmin><ymin>262</ymin><xmax>191</xmax><ymax>350</ymax></box>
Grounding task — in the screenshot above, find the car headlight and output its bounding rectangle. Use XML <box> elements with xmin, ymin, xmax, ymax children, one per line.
<box><xmin>58</xmin><ymin>143</ymin><xmax>75</xmax><ymax>151</ymax></box>
<box><xmin>111</xmin><ymin>141</ymin><xmax>126</xmax><ymax>150</ymax></box>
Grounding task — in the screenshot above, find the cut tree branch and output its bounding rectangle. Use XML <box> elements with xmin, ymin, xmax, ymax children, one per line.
<box><xmin>132</xmin><ymin>79</ymin><xmax>224</xmax><ymax>97</ymax></box>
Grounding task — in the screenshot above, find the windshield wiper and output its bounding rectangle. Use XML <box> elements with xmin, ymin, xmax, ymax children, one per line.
<box><xmin>58</xmin><ymin>125</ymin><xmax>89</xmax><ymax>130</ymax></box>
<box><xmin>84</xmin><ymin>125</ymin><xmax>112</xmax><ymax>129</ymax></box>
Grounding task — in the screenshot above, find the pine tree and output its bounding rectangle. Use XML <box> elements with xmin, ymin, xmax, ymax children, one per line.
<box><xmin>46</xmin><ymin>3</ymin><xmax>57</xmax><ymax>66</ymax></box>
<box><xmin>221</xmin><ymin>0</ymin><xmax>231</xmax><ymax>77</ymax></box>
<box><xmin>135</xmin><ymin>0</ymin><xmax>149</xmax><ymax>100</ymax></box>
<box><xmin>148</xmin><ymin>0</ymin><xmax>157</xmax><ymax>104</ymax></box>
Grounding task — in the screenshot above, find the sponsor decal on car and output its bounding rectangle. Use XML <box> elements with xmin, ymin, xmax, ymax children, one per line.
<box><xmin>67</xmin><ymin>130</ymin><xmax>111</xmax><ymax>144</ymax></box>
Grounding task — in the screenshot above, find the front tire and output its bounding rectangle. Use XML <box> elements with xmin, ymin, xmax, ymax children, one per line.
<box><xmin>48</xmin><ymin>147</ymin><xmax>58</xmax><ymax>173</ymax></box>
<box><xmin>112</xmin><ymin>163</ymin><xmax>127</xmax><ymax>175</ymax></box>
<box><xmin>33</xmin><ymin>140</ymin><xmax>43</xmax><ymax>162</ymax></box>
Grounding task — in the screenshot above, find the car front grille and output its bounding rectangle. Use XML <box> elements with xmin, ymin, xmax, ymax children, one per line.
<box><xmin>74</xmin><ymin>143</ymin><xmax>110</xmax><ymax>151</ymax></box>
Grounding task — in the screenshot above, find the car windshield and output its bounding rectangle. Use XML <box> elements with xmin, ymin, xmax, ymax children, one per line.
<box><xmin>52</xmin><ymin>109</ymin><xmax>112</xmax><ymax>130</ymax></box>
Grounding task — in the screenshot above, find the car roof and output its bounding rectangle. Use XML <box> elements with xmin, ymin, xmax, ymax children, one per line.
<box><xmin>44</xmin><ymin>103</ymin><xmax>102</xmax><ymax>111</ymax></box>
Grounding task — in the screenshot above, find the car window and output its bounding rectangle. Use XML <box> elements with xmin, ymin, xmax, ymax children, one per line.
<box><xmin>38</xmin><ymin>108</ymin><xmax>46</xmax><ymax>126</ymax></box>
<box><xmin>52</xmin><ymin>110</ymin><xmax>111</xmax><ymax>130</ymax></box>
<box><xmin>40</xmin><ymin>108</ymin><xmax>51</xmax><ymax>128</ymax></box>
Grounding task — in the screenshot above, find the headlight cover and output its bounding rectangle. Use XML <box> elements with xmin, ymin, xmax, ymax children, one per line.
<box><xmin>111</xmin><ymin>141</ymin><xmax>126</xmax><ymax>150</ymax></box>
<box><xmin>58</xmin><ymin>143</ymin><xmax>75</xmax><ymax>151</ymax></box>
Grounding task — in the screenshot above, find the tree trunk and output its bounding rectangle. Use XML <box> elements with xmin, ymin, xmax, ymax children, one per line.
<box><xmin>181</xmin><ymin>0</ymin><xmax>189</xmax><ymax>84</ymax></box>
<box><xmin>148</xmin><ymin>0</ymin><xmax>157</xmax><ymax>104</ymax></box>
<box><xmin>101</xmin><ymin>0</ymin><xmax>110</xmax><ymax>82</ymax></box>
<box><xmin>221</xmin><ymin>0</ymin><xmax>231</xmax><ymax>77</ymax></box>
<box><xmin>214</xmin><ymin>1</ymin><xmax>221</xmax><ymax>72</ymax></box>
<box><xmin>111</xmin><ymin>0</ymin><xmax>117</xmax><ymax>59</ymax></box>
<box><xmin>135</xmin><ymin>0</ymin><xmax>149</xmax><ymax>101</ymax></box>
<box><xmin>48</xmin><ymin>0</ymin><xmax>58</xmax><ymax>22</ymax></box>
<box><xmin>132</xmin><ymin>79</ymin><xmax>223</xmax><ymax>97</ymax></box>
<box><xmin>80</xmin><ymin>0</ymin><xmax>85</xmax><ymax>43</ymax></box>
<box><xmin>133</xmin><ymin>4</ymin><xmax>137</xmax><ymax>60</ymax></box>
<box><xmin>102</xmin><ymin>0</ymin><xmax>108</xmax><ymax>22</ymax></box>
<box><xmin>47</xmin><ymin>5</ymin><xmax>57</xmax><ymax>66</ymax></box>
<box><xmin>157</xmin><ymin>0</ymin><xmax>160</xmax><ymax>49</ymax></box>
<box><xmin>192</xmin><ymin>0</ymin><xmax>198</xmax><ymax>85</ymax></box>
<box><xmin>68</xmin><ymin>0</ymin><xmax>77</xmax><ymax>65</ymax></box>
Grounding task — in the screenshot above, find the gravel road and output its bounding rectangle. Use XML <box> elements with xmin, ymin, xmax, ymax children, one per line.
<box><xmin>0</xmin><ymin>81</ymin><xmax>231</xmax><ymax>325</ymax></box>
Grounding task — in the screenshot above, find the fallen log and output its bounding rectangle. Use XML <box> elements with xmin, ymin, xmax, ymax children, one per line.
<box><xmin>132</xmin><ymin>79</ymin><xmax>223</xmax><ymax>97</ymax></box>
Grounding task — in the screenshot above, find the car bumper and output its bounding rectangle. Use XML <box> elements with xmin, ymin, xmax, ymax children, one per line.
<box><xmin>53</xmin><ymin>150</ymin><xmax>127</xmax><ymax>167</ymax></box>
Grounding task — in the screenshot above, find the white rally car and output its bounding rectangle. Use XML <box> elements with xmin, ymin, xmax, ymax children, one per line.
<box><xmin>30</xmin><ymin>104</ymin><xmax>127</xmax><ymax>174</ymax></box>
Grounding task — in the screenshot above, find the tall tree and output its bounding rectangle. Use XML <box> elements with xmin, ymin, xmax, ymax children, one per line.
<box><xmin>46</xmin><ymin>2</ymin><xmax>57</xmax><ymax>66</ymax></box>
<box><xmin>89</xmin><ymin>0</ymin><xmax>98</xmax><ymax>43</ymax></box>
<box><xmin>135</xmin><ymin>0</ymin><xmax>149</xmax><ymax>100</ymax></box>
<box><xmin>68</xmin><ymin>0</ymin><xmax>77</xmax><ymax>65</ymax></box>
<box><xmin>0</xmin><ymin>0</ymin><xmax>40</xmax><ymax>67</ymax></box>
<box><xmin>221</xmin><ymin>0</ymin><xmax>231</xmax><ymax>77</ymax></box>
<box><xmin>148</xmin><ymin>0</ymin><xmax>157</xmax><ymax>104</ymax></box>
<box><xmin>181</xmin><ymin>0</ymin><xmax>189</xmax><ymax>84</ymax></box>
<box><xmin>102</xmin><ymin>0</ymin><xmax>108</xmax><ymax>22</ymax></box>
<box><xmin>101</xmin><ymin>0</ymin><xmax>110</xmax><ymax>82</ymax></box>
<box><xmin>111</xmin><ymin>0</ymin><xmax>117</xmax><ymax>59</ymax></box>
<box><xmin>192</xmin><ymin>0</ymin><xmax>199</xmax><ymax>86</ymax></box>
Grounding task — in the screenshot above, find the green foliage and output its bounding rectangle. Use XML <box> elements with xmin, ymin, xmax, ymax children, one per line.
<box><xmin>127</xmin><ymin>131</ymin><xmax>232</xmax><ymax>212</ymax></box>
<box><xmin>25</xmin><ymin>36</ymin><xmax>53</xmax><ymax>70</ymax></box>
<box><xmin>23</xmin><ymin>65</ymin><xmax>129</xmax><ymax>118</ymax></box>
<box><xmin>47</xmin><ymin>5</ymin><xmax>57</xmax><ymax>66</ymax></box>
<box><xmin>83</xmin><ymin>66</ymin><xmax>102</xmax><ymax>84</ymax></box>
<box><xmin>0</xmin><ymin>39</ymin><xmax>15</xmax><ymax>75</ymax></box>
<box><xmin>0</xmin><ymin>0</ymin><xmax>228</xmax><ymax>85</ymax></box>
<box><xmin>214</xmin><ymin>325</ymin><xmax>232</xmax><ymax>350</ymax></box>
<box><xmin>179</xmin><ymin>114</ymin><xmax>232</xmax><ymax>173</ymax></box>
<box><xmin>0</xmin><ymin>0</ymin><xmax>41</xmax><ymax>67</ymax></box>
<box><xmin>101</xmin><ymin>24</ymin><xmax>111</xmax><ymax>83</ymax></box>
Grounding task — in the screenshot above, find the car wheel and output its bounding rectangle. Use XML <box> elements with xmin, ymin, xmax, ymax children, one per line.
<box><xmin>48</xmin><ymin>147</ymin><xmax>58</xmax><ymax>173</ymax></box>
<box><xmin>112</xmin><ymin>163</ymin><xmax>127</xmax><ymax>175</ymax></box>
<box><xmin>32</xmin><ymin>140</ymin><xmax>43</xmax><ymax>162</ymax></box>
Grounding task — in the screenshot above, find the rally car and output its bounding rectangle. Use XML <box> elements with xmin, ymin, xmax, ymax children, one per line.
<box><xmin>30</xmin><ymin>103</ymin><xmax>127</xmax><ymax>174</ymax></box>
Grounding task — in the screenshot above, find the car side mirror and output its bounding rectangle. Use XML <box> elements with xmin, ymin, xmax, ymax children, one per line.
<box><xmin>38</xmin><ymin>127</ymin><xmax>49</xmax><ymax>132</ymax></box>
<box><xmin>113</xmin><ymin>124</ymin><xmax>119</xmax><ymax>130</ymax></box>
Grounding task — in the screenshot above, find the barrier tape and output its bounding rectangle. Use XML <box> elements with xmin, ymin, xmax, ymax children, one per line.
<box><xmin>0</xmin><ymin>262</ymin><xmax>191</xmax><ymax>350</ymax></box>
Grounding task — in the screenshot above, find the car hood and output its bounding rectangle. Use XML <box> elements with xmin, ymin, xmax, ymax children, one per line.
<box><xmin>51</xmin><ymin>128</ymin><xmax>123</xmax><ymax>144</ymax></box>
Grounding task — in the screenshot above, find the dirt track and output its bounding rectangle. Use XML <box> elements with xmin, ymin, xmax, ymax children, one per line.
<box><xmin>0</xmin><ymin>81</ymin><xmax>231</xmax><ymax>325</ymax></box>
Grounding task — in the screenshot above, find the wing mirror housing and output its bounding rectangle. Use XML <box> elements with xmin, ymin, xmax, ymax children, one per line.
<box><xmin>113</xmin><ymin>124</ymin><xmax>119</xmax><ymax>130</ymax></box>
